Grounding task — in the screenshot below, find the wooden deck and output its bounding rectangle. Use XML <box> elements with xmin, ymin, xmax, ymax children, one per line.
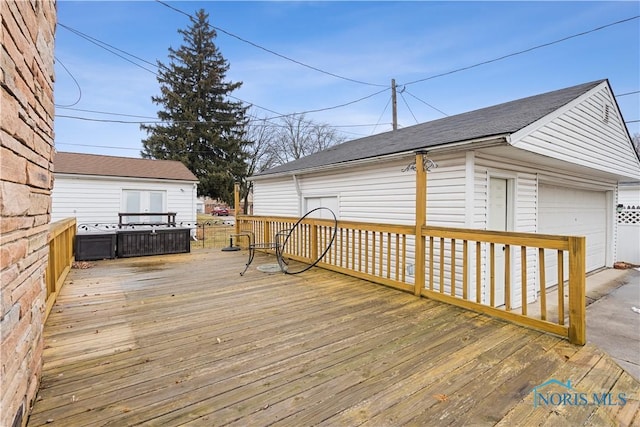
<box><xmin>28</xmin><ymin>249</ymin><xmax>639</xmax><ymax>426</ymax></box>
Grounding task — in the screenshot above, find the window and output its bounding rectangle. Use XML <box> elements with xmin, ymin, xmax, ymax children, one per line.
<box><xmin>122</xmin><ymin>190</ymin><xmax>166</xmax><ymax>224</ymax></box>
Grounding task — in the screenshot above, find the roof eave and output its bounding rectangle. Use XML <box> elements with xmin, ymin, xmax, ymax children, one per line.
<box><xmin>250</xmin><ymin>135</ymin><xmax>510</xmax><ymax>181</ymax></box>
<box><xmin>55</xmin><ymin>172</ymin><xmax>199</xmax><ymax>183</ymax></box>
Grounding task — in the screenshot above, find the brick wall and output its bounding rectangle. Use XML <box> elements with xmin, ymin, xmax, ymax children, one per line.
<box><xmin>1</xmin><ymin>1</ymin><xmax>56</xmax><ymax>426</ymax></box>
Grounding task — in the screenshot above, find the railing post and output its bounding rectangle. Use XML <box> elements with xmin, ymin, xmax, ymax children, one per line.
<box><xmin>234</xmin><ymin>182</ymin><xmax>240</xmax><ymax>236</ymax></box>
<box><xmin>264</xmin><ymin>221</ymin><xmax>271</xmax><ymax>246</ymax></box>
<box><xmin>568</xmin><ymin>236</ymin><xmax>586</xmax><ymax>345</ymax></box>
<box><xmin>414</xmin><ymin>151</ymin><xmax>427</xmax><ymax>296</ymax></box>
<box><xmin>310</xmin><ymin>223</ymin><xmax>318</xmax><ymax>263</ymax></box>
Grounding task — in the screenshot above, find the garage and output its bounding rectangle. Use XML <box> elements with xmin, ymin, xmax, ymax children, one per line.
<box><xmin>539</xmin><ymin>184</ymin><xmax>608</xmax><ymax>279</ymax></box>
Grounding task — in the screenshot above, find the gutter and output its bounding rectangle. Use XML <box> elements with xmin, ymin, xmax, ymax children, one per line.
<box><xmin>54</xmin><ymin>173</ymin><xmax>199</xmax><ymax>185</ymax></box>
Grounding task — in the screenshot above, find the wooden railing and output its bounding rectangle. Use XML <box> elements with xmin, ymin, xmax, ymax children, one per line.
<box><xmin>45</xmin><ymin>218</ymin><xmax>76</xmax><ymax>321</ymax></box>
<box><xmin>238</xmin><ymin>215</ymin><xmax>586</xmax><ymax>345</ymax></box>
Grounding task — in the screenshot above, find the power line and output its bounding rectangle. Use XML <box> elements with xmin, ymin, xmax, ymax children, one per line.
<box><xmin>404</xmin><ymin>89</ymin><xmax>448</xmax><ymax>117</ymax></box>
<box><xmin>269</xmin><ymin>88</ymin><xmax>390</xmax><ymax>118</ymax></box>
<box><xmin>54</xmin><ymin>112</ymin><xmax>384</xmax><ymax>130</ymax></box>
<box><xmin>58</xmin><ymin>23</ymin><xmax>158</xmax><ymax>75</ymax></box>
<box><xmin>56</xmin><ymin>114</ymin><xmax>275</xmax><ymax>126</ymax></box>
<box><xmin>56</xmin><ymin>115</ymin><xmax>168</xmax><ymax>124</ymax></box>
<box><xmin>616</xmin><ymin>90</ymin><xmax>640</xmax><ymax>97</ymax></box>
<box><xmin>58</xmin><ymin>23</ymin><xmax>388</xmax><ymax>131</ymax></box>
<box><xmin>57</xmin><ymin>13</ymin><xmax>637</xmax><ymax>139</ymax></box>
<box><xmin>371</xmin><ymin>95</ymin><xmax>392</xmax><ymax>135</ymax></box>
<box><xmin>155</xmin><ymin>0</ymin><xmax>386</xmax><ymax>88</ymax></box>
<box><xmin>54</xmin><ymin>56</ymin><xmax>82</xmax><ymax>107</ymax></box>
<box><xmin>60</xmin><ymin>23</ymin><xmax>277</xmax><ymax>117</ymax></box>
<box><xmin>399</xmin><ymin>91</ymin><xmax>419</xmax><ymax>124</ymax></box>
<box><xmin>55</xmin><ymin>142</ymin><xmax>141</xmax><ymax>151</ymax></box>
<box><xmin>401</xmin><ymin>15</ymin><xmax>640</xmax><ymax>87</ymax></box>
<box><xmin>57</xmin><ymin>106</ymin><xmax>158</xmax><ymax>119</ymax></box>
<box><xmin>56</xmin><ymin>87</ymin><xmax>636</xmax><ymax>126</ymax></box>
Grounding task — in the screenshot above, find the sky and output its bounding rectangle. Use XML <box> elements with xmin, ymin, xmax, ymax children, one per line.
<box><xmin>53</xmin><ymin>1</ymin><xmax>640</xmax><ymax>158</ymax></box>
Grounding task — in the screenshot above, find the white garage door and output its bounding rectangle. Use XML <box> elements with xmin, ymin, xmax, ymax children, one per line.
<box><xmin>539</xmin><ymin>184</ymin><xmax>607</xmax><ymax>278</ymax></box>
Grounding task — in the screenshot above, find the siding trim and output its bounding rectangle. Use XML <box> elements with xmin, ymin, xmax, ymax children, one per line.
<box><xmin>509</xmin><ymin>81</ymin><xmax>608</xmax><ymax>146</ymax></box>
<box><xmin>510</xmin><ymin>81</ymin><xmax>640</xmax><ymax>180</ymax></box>
<box><xmin>465</xmin><ymin>151</ymin><xmax>475</xmax><ymax>228</ymax></box>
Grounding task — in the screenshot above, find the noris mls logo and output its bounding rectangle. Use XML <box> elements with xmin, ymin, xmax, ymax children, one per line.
<box><xmin>532</xmin><ymin>379</ymin><xmax>628</xmax><ymax>408</ymax></box>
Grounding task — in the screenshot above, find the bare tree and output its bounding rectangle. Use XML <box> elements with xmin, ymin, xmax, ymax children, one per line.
<box><xmin>268</xmin><ymin>114</ymin><xmax>346</xmax><ymax>166</ymax></box>
<box><xmin>241</xmin><ymin>113</ymin><xmax>346</xmax><ymax>212</ymax></box>
<box><xmin>632</xmin><ymin>132</ymin><xmax>640</xmax><ymax>157</ymax></box>
<box><xmin>240</xmin><ymin>114</ymin><xmax>278</xmax><ymax>213</ymax></box>
<box><xmin>245</xmin><ymin>116</ymin><xmax>278</xmax><ymax>175</ymax></box>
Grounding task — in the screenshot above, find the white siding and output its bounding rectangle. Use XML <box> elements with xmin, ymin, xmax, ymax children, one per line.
<box><xmin>252</xmin><ymin>148</ymin><xmax>619</xmax><ymax>308</ymax></box>
<box><xmin>512</xmin><ymin>84</ymin><xmax>640</xmax><ymax>180</ymax></box>
<box><xmin>305</xmin><ymin>158</ymin><xmax>414</xmax><ymax>224</ymax></box>
<box><xmin>51</xmin><ymin>175</ymin><xmax>197</xmax><ymax>226</ymax></box>
<box><xmin>254</xmin><ymin>158</ymin><xmax>414</xmax><ymax>223</ymax></box>
<box><xmin>618</xmin><ymin>184</ymin><xmax>640</xmax><ymax>207</ymax></box>
<box><xmin>515</xmin><ymin>173</ymin><xmax>538</xmax><ymax>233</ymax></box>
<box><xmin>425</xmin><ymin>155</ymin><xmax>467</xmax><ymax>227</ymax></box>
<box><xmin>253</xmin><ymin>154</ymin><xmax>470</xmax><ymax>226</ymax></box>
<box><xmin>251</xmin><ymin>177</ymin><xmax>299</xmax><ymax>217</ymax></box>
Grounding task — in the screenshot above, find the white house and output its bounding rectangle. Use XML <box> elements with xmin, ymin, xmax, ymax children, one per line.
<box><xmin>250</xmin><ymin>80</ymin><xmax>640</xmax><ymax>305</ymax></box>
<box><xmin>51</xmin><ymin>152</ymin><xmax>199</xmax><ymax>227</ymax></box>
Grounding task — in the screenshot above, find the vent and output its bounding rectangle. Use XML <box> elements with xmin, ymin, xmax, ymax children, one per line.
<box><xmin>602</xmin><ymin>103</ymin><xmax>610</xmax><ymax>123</ymax></box>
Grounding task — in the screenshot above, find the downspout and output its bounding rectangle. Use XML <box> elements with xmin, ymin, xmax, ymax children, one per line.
<box><xmin>293</xmin><ymin>174</ymin><xmax>302</xmax><ymax>217</ymax></box>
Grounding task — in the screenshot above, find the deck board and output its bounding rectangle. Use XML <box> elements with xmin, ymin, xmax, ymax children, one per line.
<box><xmin>28</xmin><ymin>249</ymin><xmax>639</xmax><ymax>426</ymax></box>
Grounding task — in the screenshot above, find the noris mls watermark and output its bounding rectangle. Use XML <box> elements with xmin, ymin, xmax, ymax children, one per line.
<box><xmin>532</xmin><ymin>379</ymin><xmax>628</xmax><ymax>408</ymax></box>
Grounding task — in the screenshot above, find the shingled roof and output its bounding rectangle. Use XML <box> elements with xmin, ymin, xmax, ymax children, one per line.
<box><xmin>54</xmin><ymin>152</ymin><xmax>198</xmax><ymax>181</ymax></box>
<box><xmin>257</xmin><ymin>80</ymin><xmax>606</xmax><ymax>176</ymax></box>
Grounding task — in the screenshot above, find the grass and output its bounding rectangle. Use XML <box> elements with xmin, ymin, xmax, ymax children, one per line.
<box><xmin>191</xmin><ymin>213</ymin><xmax>237</xmax><ymax>250</ymax></box>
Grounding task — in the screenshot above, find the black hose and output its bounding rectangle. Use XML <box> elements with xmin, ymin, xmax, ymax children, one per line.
<box><xmin>277</xmin><ymin>207</ymin><xmax>338</xmax><ymax>275</ymax></box>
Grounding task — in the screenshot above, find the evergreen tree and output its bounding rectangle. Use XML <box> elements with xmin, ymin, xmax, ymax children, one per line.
<box><xmin>141</xmin><ymin>9</ymin><xmax>248</xmax><ymax>203</ymax></box>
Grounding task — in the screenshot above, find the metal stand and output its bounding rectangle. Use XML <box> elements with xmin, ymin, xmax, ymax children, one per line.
<box><xmin>221</xmin><ymin>236</ymin><xmax>241</xmax><ymax>252</ymax></box>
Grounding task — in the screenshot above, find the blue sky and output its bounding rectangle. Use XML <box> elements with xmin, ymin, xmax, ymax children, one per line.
<box><xmin>54</xmin><ymin>1</ymin><xmax>640</xmax><ymax>158</ymax></box>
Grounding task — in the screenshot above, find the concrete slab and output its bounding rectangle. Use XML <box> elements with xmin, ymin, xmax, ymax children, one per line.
<box><xmin>525</xmin><ymin>267</ymin><xmax>631</xmax><ymax>322</ymax></box>
<box><xmin>524</xmin><ymin>267</ymin><xmax>640</xmax><ymax>380</ymax></box>
<box><xmin>586</xmin><ymin>268</ymin><xmax>640</xmax><ymax>380</ymax></box>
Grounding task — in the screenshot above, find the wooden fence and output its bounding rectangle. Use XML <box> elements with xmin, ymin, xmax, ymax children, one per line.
<box><xmin>45</xmin><ymin>218</ymin><xmax>76</xmax><ymax>321</ymax></box>
<box><xmin>238</xmin><ymin>215</ymin><xmax>586</xmax><ymax>345</ymax></box>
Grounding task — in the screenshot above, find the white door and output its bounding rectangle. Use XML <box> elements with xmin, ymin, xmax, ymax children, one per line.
<box><xmin>488</xmin><ymin>178</ymin><xmax>509</xmax><ymax>306</ymax></box>
<box><xmin>122</xmin><ymin>190</ymin><xmax>166</xmax><ymax>224</ymax></box>
<box><xmin>539</xmin><ymin>184</ymin><xmax>607</xmax><ymax>284</ymax></box>
<box><xmin>304</xmin><ymin>196</ymin><xmax>338</xmax><ymax>219</ymax></box>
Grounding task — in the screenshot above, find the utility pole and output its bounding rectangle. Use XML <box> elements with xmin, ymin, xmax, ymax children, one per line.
<box><xmin>391</xmin><ymin>78</ymin><xmax>398</xmax><ymax>131</ymax></box>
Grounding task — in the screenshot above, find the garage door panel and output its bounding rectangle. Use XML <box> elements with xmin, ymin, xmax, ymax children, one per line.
<box><xmin>539</xmin><ymin>185</ymin><xmax>607</xmax><ymax>285</ymax></box>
